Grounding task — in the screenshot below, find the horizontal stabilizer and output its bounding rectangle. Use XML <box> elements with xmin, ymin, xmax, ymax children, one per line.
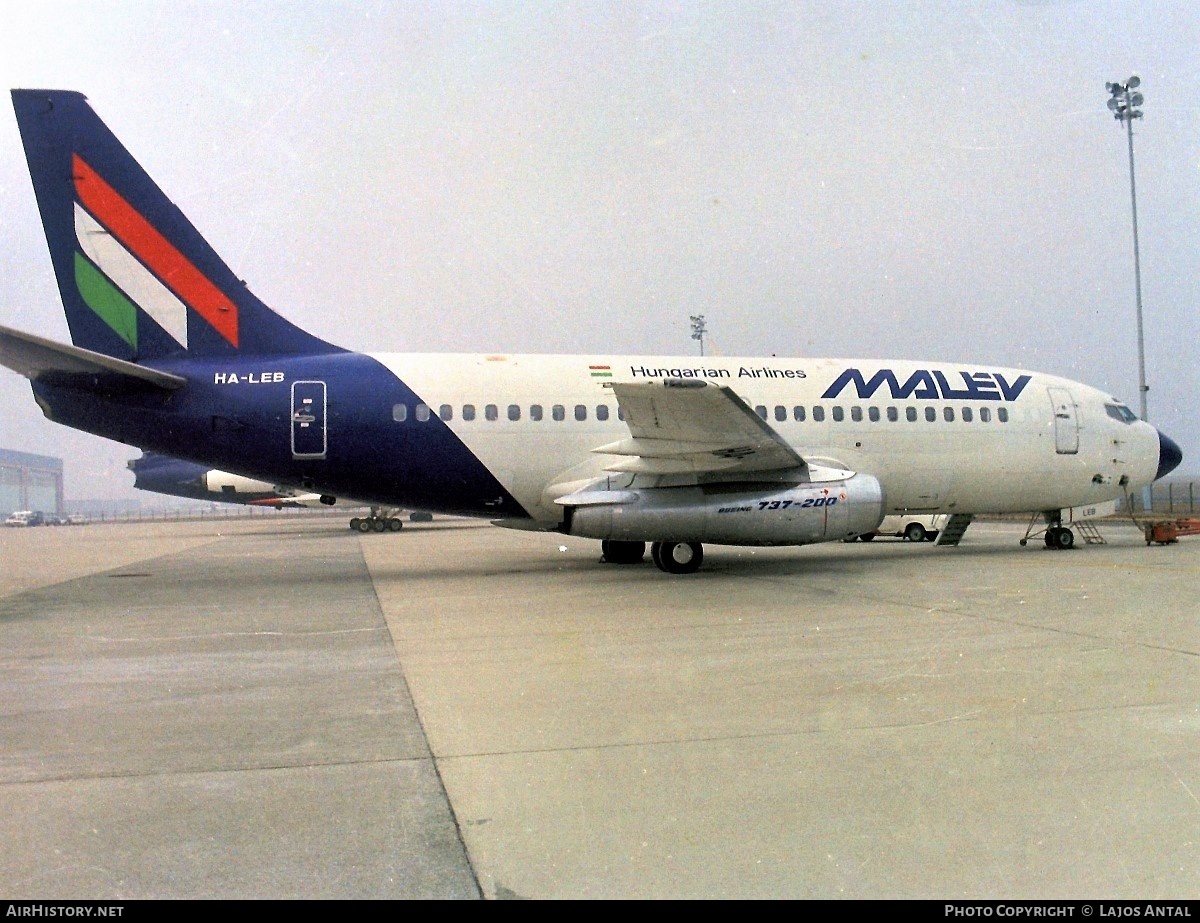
<box><xmin>0</xmin><ymin>323</ymin><xmax>186</xmax><ymax>391</ymax></box>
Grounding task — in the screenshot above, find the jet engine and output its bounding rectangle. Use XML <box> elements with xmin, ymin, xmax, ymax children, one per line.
<box><xmin>202</xmin><ymin>470</ymin><xmax>280</xmax><ymax>495</ymax></box>
<box><xmin>560</xmin><ymin>473</ymin><xmax>885</xmax><ymax>547</ymax></box>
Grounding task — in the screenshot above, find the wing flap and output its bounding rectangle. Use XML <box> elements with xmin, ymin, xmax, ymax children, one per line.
<box><xmin>603</xmin><ymin>379</ymin><xmax>808</xmax><ymax>477</ymax></box>
<box><xmin>602</xmin><ymin>455</ymin><xmax>743</xmax><ymax>475</ymax></box>
<box><xmin>592</xmin><ymin>436</ymin><xmax>736</xmax><ymax>457</ymax></box>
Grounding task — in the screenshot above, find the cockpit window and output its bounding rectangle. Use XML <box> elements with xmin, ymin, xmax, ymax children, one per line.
<box><xmin>1104</xmin><ymin>403</ymin><xmax>1138</xmax><ymax>424</ymax></box>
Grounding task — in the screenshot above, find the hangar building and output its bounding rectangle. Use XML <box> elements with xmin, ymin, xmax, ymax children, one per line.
<box><xmin>0</xmin><ymin>448</ymin><xmax>63</xmax><ymax>517</ymax></box>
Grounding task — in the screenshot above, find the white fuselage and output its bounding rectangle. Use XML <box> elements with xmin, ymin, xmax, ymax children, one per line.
<box><xmin>368</xmin><ymin>353</ymin><xmax>1159</xmax><ymax>525</ymax></box>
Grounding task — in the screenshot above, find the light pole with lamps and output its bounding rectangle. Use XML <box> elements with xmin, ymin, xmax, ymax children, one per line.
<box><xmin>689</xmin><ymin>314</ymin><xmax>707</xmax><ymax>357</ymax></box>
<box><xmin>1105</xmin><ymin>76</ymin><xmax>1148</xmax><ymax>423</ymax></box>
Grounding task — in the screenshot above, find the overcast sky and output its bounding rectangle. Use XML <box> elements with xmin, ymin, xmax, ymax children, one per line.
<box><xmin>1</xmin><ymin>1</ymin><xmax>1196</xmax><ymax>502</ymax></box>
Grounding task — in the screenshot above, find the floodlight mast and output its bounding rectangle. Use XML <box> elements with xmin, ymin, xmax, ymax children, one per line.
<box><xmin>689</xmin><ymin>314</ymin><xmax>707</xmax><ymax>357</ymax></box>
<box><xmin>1106</xmin><ymin>76</ymin><xmax>1148</xmax><ymax>422</ymax></box>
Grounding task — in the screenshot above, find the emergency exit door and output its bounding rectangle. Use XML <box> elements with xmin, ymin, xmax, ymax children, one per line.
<box><xmin>291</xmin><ymin>381</ymin><xmax>327</xmax><ymax>459</ymax></box>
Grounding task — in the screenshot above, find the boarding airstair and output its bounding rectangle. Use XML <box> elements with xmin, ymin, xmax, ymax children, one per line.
<box><xmin>934</xmin><ymin>514</ymin><xmax>974</xmax><ymax>546</ymax></box>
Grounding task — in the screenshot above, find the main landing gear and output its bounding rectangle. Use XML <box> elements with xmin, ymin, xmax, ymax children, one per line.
<box><xmin>651</xmin><ymin>541</ymin><xmax>704</xmax><ymax>574</ymax></box>
<box><xmin>600</xmin><ymin>540</ymin><xmax>646</xmax><ymax>565</ymax></box>
<box><xmin>600</xmin><ymin>539</ymin><xmax>704</xmax><ymax>574</ymax></box>
<box><xmin>1019</xmin><ymin>512</ymin><xmax>1075</xmax><ymax>549</ymax></box>
<box><xmin>349</xmin><ymin>508</ymin><xmax>434</xmax><ymax>533</ymax></box>
<box><xmin>350</xmin><ymin>512</ymin><xmax>403</xmax><ymax>533</ymax></box>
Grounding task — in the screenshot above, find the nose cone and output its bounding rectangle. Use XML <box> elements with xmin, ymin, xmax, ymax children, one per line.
<box><xmin>1155</xmin><ymin>429</ymin><xmax>1183</xmax><ymax>480</ymax></box>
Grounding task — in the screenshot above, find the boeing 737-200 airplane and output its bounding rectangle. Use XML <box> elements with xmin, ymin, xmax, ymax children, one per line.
<box><xmin>0</xmin><ymin>90</ymin><xmax>1183</xmax><ymax>572</ymax></box>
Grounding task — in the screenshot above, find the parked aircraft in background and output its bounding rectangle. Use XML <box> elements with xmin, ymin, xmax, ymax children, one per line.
<box><xmin>128</xmin><ymin>451</ymin><xmax>327</xmax><ymax>508</ymax></box>
<box><xmin>128</xmin><ymin>452</ymin><xmax>431</xmax><ymax>532</ymax></box>
<box><xmin>0</xmin><ymin>90</ymin><xmax>1182</xmax><ymax>573</ymax></box>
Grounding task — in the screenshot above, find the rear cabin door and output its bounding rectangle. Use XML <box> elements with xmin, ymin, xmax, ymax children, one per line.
<box><xmin>291</xmin><ymin>381</ymin><xmax>327</xmax><ymax>459</ymax></box>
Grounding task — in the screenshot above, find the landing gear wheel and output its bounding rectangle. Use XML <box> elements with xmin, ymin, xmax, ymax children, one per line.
<box><xmin>1044</xmin><ymin>526</ymin><xmax>1075</xmax><ymax>549</ymax></box>
<box><xmin>904</xmin><ymin>523</ymin><xmax>927</xmax><ymax>542</ymax></box>
<box><xmin>651</xmin><ymin>541</ymin><xmax>704</xmax><ymax>574</ymax></box>
<box><xmin>859</xmin><ymin>533</ymin><xmax>875</xmax><ymax>542</ymax></box>
<box><xmin>601</xmin><ymin>540</ymin><xmax>646</xmax><ymax>564</ymax></box>
<box><xmin>350</xmin><ymin>518</ymin><xmax>361</xmax><ymax>531</ymax></box>
<box><xmin>388</xmin><ymin>518</ymin><xmax>403</xmax><ymax>532</ymax></box>
<box><xmin>371</xmin><ymin>517</ymin><xmax>386</xmax><ymax>533</ymax></box>
<box><xmin>356</xmin><ymin>518</ymin><xmax>372</xmax><ymax>533</ymax></box>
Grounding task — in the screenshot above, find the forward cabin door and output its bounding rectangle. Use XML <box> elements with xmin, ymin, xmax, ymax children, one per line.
<box><xmin>1048</xmin><ymin>387</ymin><xmax>1078</xmax><ymax>455</ymax></box>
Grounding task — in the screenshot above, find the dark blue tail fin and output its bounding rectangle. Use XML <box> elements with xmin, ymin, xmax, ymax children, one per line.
<box><xmin>11</xmin><ymin>89</ymin><xmax>343</xmax><ymax>361</ymax></box>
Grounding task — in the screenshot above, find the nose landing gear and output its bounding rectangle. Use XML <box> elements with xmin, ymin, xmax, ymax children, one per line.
<box><xmin>1019</xmin><ymin>512</ymin><xmax>1075</xmax><ymax>549</ymax></box>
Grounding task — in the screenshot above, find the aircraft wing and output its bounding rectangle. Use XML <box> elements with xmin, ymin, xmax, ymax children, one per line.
<box><xmin>594</xmin><ymin>379</ymin><xmax>809</xmax><ymax>477</ymax></box>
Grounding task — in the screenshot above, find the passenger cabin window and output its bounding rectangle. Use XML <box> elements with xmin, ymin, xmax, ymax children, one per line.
<box><xmin>530</xmin><ymin>404</ymin><xmax>543</xmax><ymax>421</ymax></box>
<box><xmin>552</xmin><ymin>405</ymin><xmax>565</xmax><ymax>422</ymax></box>
<box><xmin>943</xmin><ymin>407</ymin><xmax>955</xmax><ymax>422</ymax></box>
<box><xmin>813</xmin><ymin>406</ymin><xmax>825</xmax><ymax>422</ymax></box>
<box><xmin>463</xmin><ymin>404</ymin><xmax>476</xmax><ymax>421</ymax></box>
<box><xmin>439</xmin><ymin>404</ymin><xmax>453</xmax><ymax>421</ymax></box>
<box><xmin>832</xmin><ymin>406</ymin><xmax>844</xmax><ymax>422</ymax></box>
<box><xmin>962</xmin><ymin>407</ymin><xmax>973</xmax><ymax>422</ymax></box>
<box><xmin>415</xmin><ymin>403</ymin><xmax>430</xmax><ymax>422</ymax></box>
<box><xmin>508</xmin><ymin>404</ymin><xmax>521</xmax><ymax>421</ymax></box>
<box><xmin>998</xmin><ymin>408</ymin><xmax>1009</xmax><ymax>423</ymax></box>
<box><xmin>906</xmin><ymin>407</ymin><xmax>917</xmax><ymax>422</ymax></box>
<box><xmin>392</xmin><ymin>403</ymin><xmax>407</xmax><ymax>422</ymax></box>
<box><xmin>851</xmin><ymin>406</ymin><xmax>863</xmax><ymax>423</ymax></box>
<box><xmin>485</xmin><ymin>404</ymin><xmax>498</xmax><ymax>421</ymax></box>
<box><xmin>755</xmin><ymin>405</ymin><xmax>768</xmax><ymax>420</ymax></box>
<box><xmin>868</xmin><ymin>407</ymin><xmax>880</xmax><ymax>422</ymax></box>
<box><xmin>574</xmin><ymin>404</ymin><xmax>587</xmax><ymax>421</ymax></box>
<box><xmin>887</xmin><ymin>407</ymin><xmax>898</xmax><ymax>422</ymax></box>
<box><xmin>596</xmin><ymin>405</ymin><xmax>610</xmax><ymax>421</ymax></box>
<box><xmin>775</xmin><ymin>405</ymin><xmax>786</xmax><ymax>422</ymax></box>
<box><xmin>925</xmin><ymin>407</ymin><xmax>936</xmax><ymax>422</ymax></box>
<box><xmin>794</xmin><ymin>406</ymin><xmax>806</xmax><ymax>422</ymax></box>
<box><xmin>979</xmin><ymin>407</ymin><xmax>990</xmax><ymax>422</ymax></box>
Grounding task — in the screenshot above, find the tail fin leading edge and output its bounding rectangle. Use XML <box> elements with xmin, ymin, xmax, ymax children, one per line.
<box><xmin>11</xmin><ymin>89</ymin><xmax>343</xmax><ymax>361</ymax></box>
